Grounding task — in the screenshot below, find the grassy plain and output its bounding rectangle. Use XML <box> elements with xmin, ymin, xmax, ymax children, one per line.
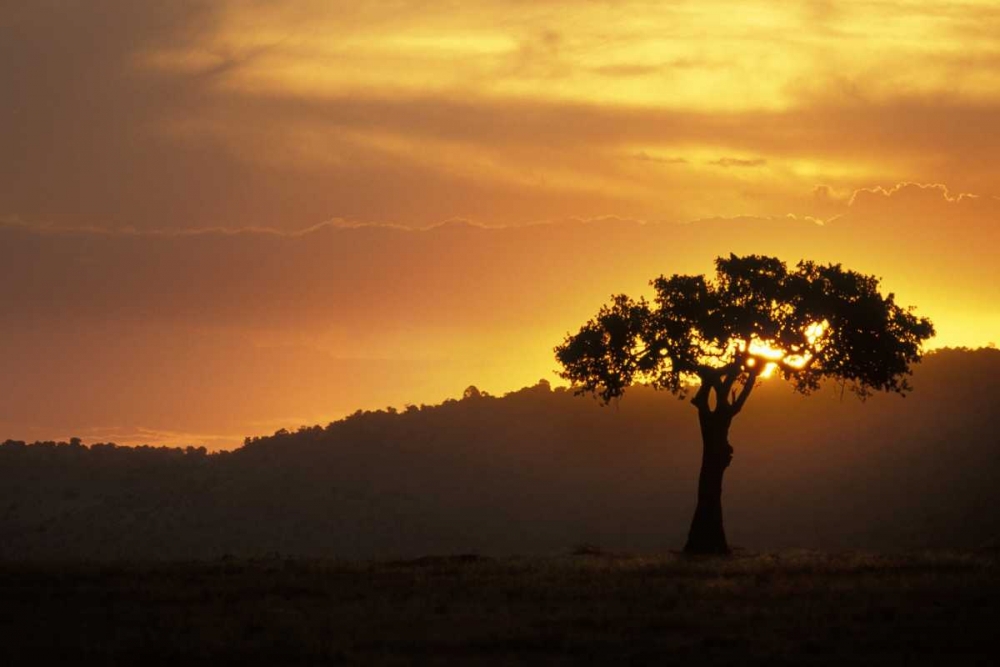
<box><xmin>1</xmin><ymin>550</ymin><xmax>997</xmax><ymax>665</ymax></box>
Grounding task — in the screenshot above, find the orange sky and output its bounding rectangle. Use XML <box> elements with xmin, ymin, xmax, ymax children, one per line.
<box><xmin>2</xmin><ymin>1</ymin><xmax>998</xmax><ymax>449</ymax></box>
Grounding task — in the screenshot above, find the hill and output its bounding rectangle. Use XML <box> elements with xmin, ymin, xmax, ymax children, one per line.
<box><xmin>2</xmin><ymin>348</ymin><xmax>999</xmax><ymax>560</ymax></box>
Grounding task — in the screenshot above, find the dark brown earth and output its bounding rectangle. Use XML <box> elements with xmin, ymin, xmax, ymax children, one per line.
<box><xmin>2</xmin><ymin>550</ymin><xmax>997</xmax><ymax>665</ymax></box>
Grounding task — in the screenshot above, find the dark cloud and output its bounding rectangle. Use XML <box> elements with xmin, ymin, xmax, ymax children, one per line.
<box><xmin>0</xmin><ymin>1</ymin><xmax>229</xmax><ymax>227</ymax></box>
<box><xmin>0</xmin><ymin>215</ymin><xmax>830</xmax><ymax>331</ymax></box>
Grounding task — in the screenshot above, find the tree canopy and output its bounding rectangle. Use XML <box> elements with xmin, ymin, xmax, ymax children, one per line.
<box><xmin>555</xmin><ymin>254</ymin><xmax>935</xmax><ymax>411</ymax></box>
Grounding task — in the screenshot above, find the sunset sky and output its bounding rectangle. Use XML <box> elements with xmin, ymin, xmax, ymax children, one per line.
<box><xmin>2</xmin><ymin>0</ymin><xmax>998</xmax><ymax>449</ymax></box>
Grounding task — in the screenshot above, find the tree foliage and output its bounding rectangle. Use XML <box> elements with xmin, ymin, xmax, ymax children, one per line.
<box><xmin>555</xmin><ymin>254</ymin><xmax>935</xmax><ymax>409</ymax></box>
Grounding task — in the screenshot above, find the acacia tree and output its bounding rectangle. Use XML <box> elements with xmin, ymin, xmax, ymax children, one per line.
<box><xmin>554</xmin><ymin>254</ymin><xmax>934</xmax><ymax>555</ymax></box>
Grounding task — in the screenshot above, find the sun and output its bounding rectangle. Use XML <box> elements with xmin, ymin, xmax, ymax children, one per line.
<box><xmin>739</xmin><ymin>320</ymin><xmax>831</xmax><ymax>379</ymax></box>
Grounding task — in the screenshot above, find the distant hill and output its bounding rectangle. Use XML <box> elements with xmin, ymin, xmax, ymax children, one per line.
<box><xmin>2</xmin><ymin>348</ymin><xmax>999</xmax><ymax>560</ymax></box>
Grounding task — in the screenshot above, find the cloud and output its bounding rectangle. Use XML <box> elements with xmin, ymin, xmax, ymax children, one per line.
<box><xmin>3</xmin><ymin>189</ymin><xmax>994</xmax><ymax>339</ymax></box>
<box><xmin>5</xmin><ymin>3</ymin><xmax>1000</xmax><ymax>230</ymax></box>
<box><xmin>708</xmin><ymin>157</ymin><xmax>768</xmax><ymax>168</ymax></box>
<box><xmin>589</xmin><ymin>54</ymin><xmax>723</xmax><ymax>78</ymax></box>
<box><xmin>0</xmin><ymin>214</ymin><xmax>833</xmax><ymax>330</ymax></box>
<box><xmin>591</xmin><ymin>64</ymin><xmax>664</xmax><ymax>77</ymax></box>
<box><xmin>848</xmin><ymin>182</ymin><xmax>980</xmax><ymax>207</ymax></box>
<box><xmin>841</xmin><ymin>182</ymin><xmax>1000</xmax><ymax>240</ymax></box>
<box><xmin>784</xmin><ymin>213</ymin><xmax>827</xmax><ymax>226</ymax></box>
<box><xmin>632</xmin><ymin>151</ymin><xmax>688</xmax><ymax>164</ymax></box>
<box><xmin>812</xmin><ymin>184</ymin><xmax>848</xmax><ymax>203</ymax></box>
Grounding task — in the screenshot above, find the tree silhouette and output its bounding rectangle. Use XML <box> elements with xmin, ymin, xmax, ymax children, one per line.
<box><xmin>555</xmin><ymin>254</ymin><xmax>935</xmax><ymax>554</ymax></box>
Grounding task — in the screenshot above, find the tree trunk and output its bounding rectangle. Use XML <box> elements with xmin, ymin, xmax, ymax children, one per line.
<box><xmin>683</xmin><ymin>410</ymin><xmax>734</xmax><ymax>555</ymax></box>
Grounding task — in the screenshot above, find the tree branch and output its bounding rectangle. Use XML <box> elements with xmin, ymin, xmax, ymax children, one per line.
<box><xmin>729</xmin><ymin>367</ymin><xmax>759</xmax><ymax>416</ymax></box>
<box><xmin>719</xmin><ymin>360</ymin><xmax>743</xmax><ymax>398</ymax></box>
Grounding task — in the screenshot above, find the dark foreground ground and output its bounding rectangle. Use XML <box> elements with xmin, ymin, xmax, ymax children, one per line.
<box><xmin>2</xmin><ymin>550</ymin><xmax>998</xmax><ymax>666</ymax></box>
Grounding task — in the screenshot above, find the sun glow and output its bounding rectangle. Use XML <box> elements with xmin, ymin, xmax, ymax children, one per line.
<box><xmin>736</xmin><ymin>320</ymin><xmax>830</xmax><ymax>379</ymax></box>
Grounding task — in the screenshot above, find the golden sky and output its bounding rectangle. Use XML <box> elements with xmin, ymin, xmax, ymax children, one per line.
<box><xmin>2</xmin><ymin>1</ymin><xmax>998</xmax><ymax>448</ymax></box>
